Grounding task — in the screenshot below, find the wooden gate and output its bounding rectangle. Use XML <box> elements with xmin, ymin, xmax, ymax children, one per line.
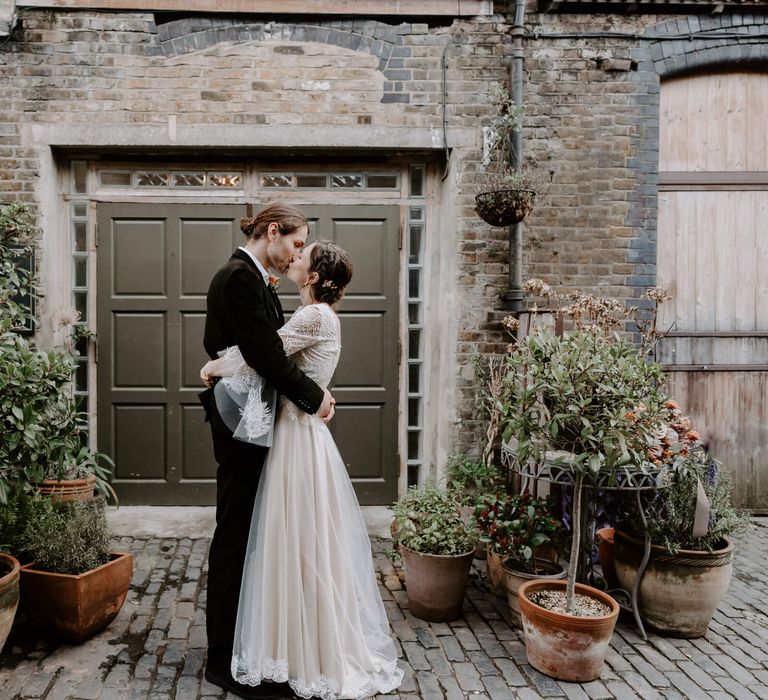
<box><xmin>657</xmin><ymin>72</ymin><xmax>768</xmax><ymax>512</ymax></box>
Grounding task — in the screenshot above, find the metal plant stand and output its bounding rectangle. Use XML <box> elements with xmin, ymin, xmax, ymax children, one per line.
<box><xmin>501</xmin><ymin>441</ymin><xmax>664</xmax><ymax>640</ymax></box>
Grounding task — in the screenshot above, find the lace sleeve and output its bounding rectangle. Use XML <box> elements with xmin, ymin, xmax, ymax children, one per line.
<box><xmin>278</xmin><ymin>305</ymin><xmax>325</xmax><ymax>356</ymax></box>
<box><xmin>214</xmin><ymin>346</ymin><xmax>274</xmax><ymax>442</ymax></box>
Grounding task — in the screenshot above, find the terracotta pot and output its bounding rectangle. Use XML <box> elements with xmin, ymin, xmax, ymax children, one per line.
<box><xmin>20</xmin><ymin>551</ymin><xmax>132</xmax><ymax>643</ymax></box>
<box><xmin>0</xmin><ymin>553</ymin><xmax>20</xmax><ymax>654</ymax></box>
<box><xmin>518</xmin><ymin>579</ymin><xmax>619</xmax><ymax>682</ymax></box>
<box><xmin>613</xmin><ymin>529</ymin><xmax>733</xmax><ymax>638</ymax></box>
<box><xmin>502</xmin><ymin>558</ymin><xmax>565</xmax><ymax>627</ymax></box>
<box><xmin>485</xmin><ymin>548</ymin><xmax>508</xmax><ymax>598</ymax></box>
<box><xmin>400</xmin><ymin>544</ymin><xmax>474</xmax><ymax>622</ymax></box>
<box><xmin>37</xmin><ymin>475</ymin><xmax>96</xmax><ymax>502</ymax></box>
<box><xmin>596</xmin><ymin>527</ymin><xmax>618</xmax><ymax>590</ymax></box>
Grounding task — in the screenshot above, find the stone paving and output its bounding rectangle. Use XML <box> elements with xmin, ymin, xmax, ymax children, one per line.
<box><xmin>1</xmin><ymin>520</ymin><xmax>767</xmax><ymax>700</ymax></box>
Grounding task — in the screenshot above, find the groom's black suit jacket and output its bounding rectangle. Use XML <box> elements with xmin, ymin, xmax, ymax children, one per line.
<box><xmin>202</xmin><ymin>248</ymin><xmax>324</xmax><ymax>420</ymax></box>
<box><xmin>203</xmin><ymin>248</ymin><xmax>324</xmax><ymax>675</ymax></box>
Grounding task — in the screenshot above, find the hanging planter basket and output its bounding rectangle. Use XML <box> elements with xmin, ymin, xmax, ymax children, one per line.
<box><xmin>475</xmin><ymin>188</ymin><xmax>536</xmax><ymax>227</ymax></box>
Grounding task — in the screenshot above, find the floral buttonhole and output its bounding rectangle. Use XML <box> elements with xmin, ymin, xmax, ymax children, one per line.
<box><xmin>268</xmin><ymin>275</ymin><xmax>280</xmax><ymax>291</ymax></box>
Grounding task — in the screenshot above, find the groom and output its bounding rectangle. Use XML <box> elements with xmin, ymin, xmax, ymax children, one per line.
<box><xmin>200</xmin><ymin>203</ymin><xmax>334</xmax><ymax>699</ymax></box>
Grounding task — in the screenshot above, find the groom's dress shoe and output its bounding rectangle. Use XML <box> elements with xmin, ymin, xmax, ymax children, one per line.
<box><xmin>204</xmin><ymin>665</ymin><xmax>291</xmax><ymax>699</ymax></box>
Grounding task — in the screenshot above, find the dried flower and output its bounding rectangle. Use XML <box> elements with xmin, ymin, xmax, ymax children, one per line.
<box><xmin>54</xmin><ymin>307</ymin><xmax>81</xmax><ymax>329</ymax></box>
<box><xmin>522</xmin><ymin>278</ymin><xmax>554</xmax><ymax>298</ymax></box>
<box><xmin>501</xmin><ymin>315</ymin><xmax>520</xmax><ymax>332</ymax></box>
<box><xmin>645</xmin><ymin>287</ymin><xmax>672</xmax><ymax>303</ymax></box>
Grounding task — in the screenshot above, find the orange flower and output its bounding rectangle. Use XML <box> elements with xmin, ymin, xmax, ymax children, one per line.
<box><xmin>665</xmin><ymin>399</ymin><xmax>679</xmax><ymax>410</ymax></box>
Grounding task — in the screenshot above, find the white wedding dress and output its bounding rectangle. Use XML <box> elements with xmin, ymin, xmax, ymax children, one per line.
<box><xmin>226</xmin><ymin>303</ymin><xmax>403</xmax><ymax>700</ymax></box>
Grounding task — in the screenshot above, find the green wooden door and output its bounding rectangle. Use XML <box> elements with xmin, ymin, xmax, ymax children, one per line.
<box><xmin>97</xmin><ymin>203</ymin><xmax>400</xmax><ymax>505</ymax></box>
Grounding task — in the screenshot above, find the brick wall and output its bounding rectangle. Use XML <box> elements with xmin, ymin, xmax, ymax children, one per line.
<box><xmin>1</xmin><ymin>5</ymin><xmax>766</xmax><ymax>462</ymax></box>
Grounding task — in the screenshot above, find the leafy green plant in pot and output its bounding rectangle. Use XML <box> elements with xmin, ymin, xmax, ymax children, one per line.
<box><xmin>391</xmin><ymin>483</ymin><xmax>477</xmax><ymax>622</ymax></box>
<box><xmin>476</xmin><ymin>491</ymin><xmax>566</xmax><ymax>623</ymax></box>
<box><xmin>0</xmin><ymin>202</ymin><xmax>115</xmax><ymax>506</ymax></box>
<box><xmin>614</xmin><ymin>404</ymin><xmax>750</xmax><ymax>638</ymax></box>
<box><xmin>475</xmin><ymin>83</ymin><xmax>543</xmax><ymax>227</ymax></box>
<box><xmin>19</xmin><ymin>494</ymin><xmax>133</xmax><ymax>643</ymax></box>
<box><xmin>499</xmin><ymin>280</ymin><xmax>671</xmax><ymax>682</ymax></box>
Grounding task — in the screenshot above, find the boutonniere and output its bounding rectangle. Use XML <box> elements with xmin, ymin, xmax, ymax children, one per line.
<box><xmin>268</xmin><ymin>275</ymin><xmax>280</xmax><ymax>291</ymax></box>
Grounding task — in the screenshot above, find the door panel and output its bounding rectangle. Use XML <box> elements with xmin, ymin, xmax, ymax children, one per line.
<box><xmin>97</xmin><ymin>203</ymin><xmax>401</xmax><ymax>505</ymax></box>
<box><xmin>281</xmin><ymin>205</ymin><xmax>401</xmax><ymax>504</ymax></box>
<box><xmin>98</xmin><ymin>204</ymin><xmax>243</xmax><ymax>504</ymax></box>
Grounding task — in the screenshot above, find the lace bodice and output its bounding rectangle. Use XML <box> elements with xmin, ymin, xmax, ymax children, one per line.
<box><xmin>279</xmin><ymin>303</ymin><xmax>340</xmax><ymax>390</ymax></box>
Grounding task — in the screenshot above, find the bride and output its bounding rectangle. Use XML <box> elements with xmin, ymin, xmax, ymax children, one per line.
<box><xmin>201</xmin><ymin>240</ymin><xmax>403</xmax><ymax>700</ymax></box>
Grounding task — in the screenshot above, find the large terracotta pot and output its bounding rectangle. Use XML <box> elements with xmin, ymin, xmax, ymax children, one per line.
<box><xmin>20</xmin><ymin>551</ymin><xmax>132</xmax><ymax>643</ymax></box>
<box><xmin>613</xmin><ymin>529</ymin><xmax>733</xmax><ymax>638</ymax></box>
<box><xmin>502</xmin><ymin>558</ymin><xmax>565</xmax><ymax>626</ymax></box>
<box><xmin>0</xmin><ymin>553</ymin><xmax>20</xmax><ymax>654</ymax></box>
<box><xmin>37</xmin><ymin>475</ymin><xmax>96</xmax><ymax>501</ymax></box>
<box><xmin>400</xmin><ymin>544</ymin><xmax>474</xmax><ymax>622</ymax></box>
<box><xmin>596</xmin><ymin>527</ymin><xmax>618</xmax><ymax>590</ymax></box>
<box><xmin>485</xmin><ymin>548</ymin><xmax>507</xmax><ymax>598</ymax></box>
<box><xmin>518</xmin><ymin>579</ymin><xmax>619</xmax><ymax>682</ymax></box>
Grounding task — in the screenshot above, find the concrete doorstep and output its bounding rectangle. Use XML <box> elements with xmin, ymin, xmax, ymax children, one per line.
<box><xmin>106</xmin><ymin>505</ymin><xmax>394</xmax><ymax>540</ymax></box>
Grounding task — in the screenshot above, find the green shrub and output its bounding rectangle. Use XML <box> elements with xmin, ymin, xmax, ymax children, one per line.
<box><xmin>392</xmin><ymin>482</ymin><xmax>477</xmax><ymax>556</ymax></box>
<box><xmin>0</xmin><ymin>202</ymin><xmax>115</xmax><ymax>505</ymax></box>
<box><xmin>446</xmin><ymin>454</ymin><xmax>504</xmax><ymax>506</ymax></box>
<box><xmin>22</xmin><ymin>496</ymin><xmax>111</xmax><ymax>575</ymax></box>
<box><xmin>475</xmin><ymin>491</ymin><xmax>565</xmax><ymax>574</ymax></box>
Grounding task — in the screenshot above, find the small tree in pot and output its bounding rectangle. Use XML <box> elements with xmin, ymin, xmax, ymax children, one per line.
<box><xmin>391</xmin><ymin>483</ymin><xmax>477</xmax><ymax>622</ymax></box>
<box><xmin>498</xmin><ymin>280</ymin><xmax>671</xmax><ymax>682</ymax></box>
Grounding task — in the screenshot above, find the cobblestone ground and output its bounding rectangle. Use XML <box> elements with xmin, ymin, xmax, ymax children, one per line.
<box><xmin>1</xmin><ymin>520</ymin><xmax>767</xmax><ymax>700</ymax></box>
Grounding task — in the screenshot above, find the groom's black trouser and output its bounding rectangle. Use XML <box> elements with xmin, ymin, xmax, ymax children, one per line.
<box><xmin>206</xmin><ymin>399</ymin><xmax>268</xmax><ymax>674</ymax></box>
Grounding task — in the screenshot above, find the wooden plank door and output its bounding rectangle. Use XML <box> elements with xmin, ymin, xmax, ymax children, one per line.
<box><xmin>658</xmin><ymin>72</ymin><xmax>768</xmax><ymax>512</ymax></box>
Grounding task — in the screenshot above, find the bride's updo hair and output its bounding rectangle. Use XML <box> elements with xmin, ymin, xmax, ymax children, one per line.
<box><xmin>240</xmin><ymin>203</ymin><xmax>308</xmax><ymax>239</ymax></box>
<box><xmin>309</xmin><ymin>241</ymin><xmax>353</xmax><ymax>306</ymax></box>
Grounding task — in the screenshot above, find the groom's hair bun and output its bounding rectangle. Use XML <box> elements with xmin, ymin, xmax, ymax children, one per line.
<box><xmin>309</xmin><ymin>241</ymin><xmax>353</xmax><ymax>306</ymax></box>
<box><xmin>240</xmin><ymin>203</ymin><xmax>308</xmax><ymax>240</ymax></box>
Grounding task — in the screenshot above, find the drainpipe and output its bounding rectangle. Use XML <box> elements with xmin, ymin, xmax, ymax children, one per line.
<box><xmin>501</xmin><ymin>0</ymin><xmax>526</xmax><ymax>311</ymax></box>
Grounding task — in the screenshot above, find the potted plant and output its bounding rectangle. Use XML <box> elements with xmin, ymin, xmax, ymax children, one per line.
<box><xmin>19</xmin><ymin>494</ymin><xmax>132</xmax><ymax>643</ymax></box>
<box><xmin>475</xmin><ymin>83</ymin><xmax>542</xmax><ymax>227</ymax></box>
<box><xmin>391</xmin><ymin>483</ymin><xmax>477</xmax><ymax>622</ymax></box>
<box><xmin>498</xmin><ymin>280</ymin><xmax>671</xmax><ymax>682</ymax></box>
<box><xmin>475</xmin><ymin>491</ymin><xmax>566</xmax><ymax>625</ymax></box>
<box><xmin>474</xmin><ymin>491</ymin><xmax>564</xmax><ymax>600</ymax></box>
<box><xmin>0</xmin><ymin>202</ymin><xmax>115</xmax><ymax>506</ymax></box>
<box><xmin>614</xmin><ymin>423</ymin><xmax>749</xmax><ymax>638</ymax></box>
